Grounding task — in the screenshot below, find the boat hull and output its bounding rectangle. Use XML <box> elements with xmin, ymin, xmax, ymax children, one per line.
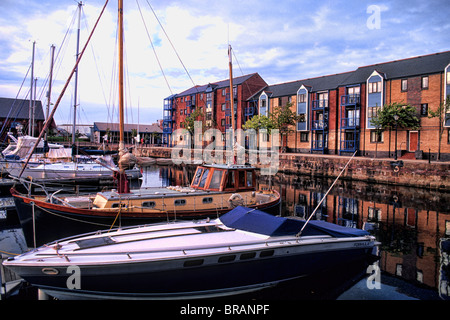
<box><xmin>12</xmin><ymin>191</ymin><xmax>281</xmax><ymax>246</ymax></box>
<box><xmin>6</xmin><ymin>240</ymin><xmax>374</xmax><ymax>300</ymax></box>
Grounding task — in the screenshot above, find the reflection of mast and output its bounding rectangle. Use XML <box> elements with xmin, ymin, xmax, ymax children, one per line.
<box><xmin>72</xmin><ymin>1</ymin><xmax>83</xmax><ymax>145</ymax></box>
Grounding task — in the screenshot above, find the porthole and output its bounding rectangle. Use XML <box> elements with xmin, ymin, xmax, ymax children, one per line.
<box><xmin>240</xmin><ymin>252</ymin><xmax>256</xmax><ymax>260</ymax></box>
<box><xmin>218</xmin><ymin>255</ymin><xmax>236</xmax><ymax>263</ymax></box>
<box><xmin>142</xmin><ymin>201</ymin><xmax>156</xmax><ymax>208</ymax></box>
<box><xmin>174</xmin><ymin>199</ymin><xmax>186</xmax><ymax>206</ymax></box>
<box><xmin>260</xmin><ymin>250</ymin><xmax>274</xmax><ymax>258</ymax></box>
<box><xmin>202</xmin><ymin>197</ymin><xmax>213</xmax><ymax>204</ymax></box>
<box><xmin>183</xmin><ymin>259</ymin><xmax>204</xmax><ymax>267</ymax></box>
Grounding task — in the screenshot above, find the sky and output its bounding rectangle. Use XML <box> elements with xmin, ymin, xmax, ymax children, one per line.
<box><xmin>0</xmin><ymin>0</ymin><xmax>449</xmax><ymax>127</ymax></box>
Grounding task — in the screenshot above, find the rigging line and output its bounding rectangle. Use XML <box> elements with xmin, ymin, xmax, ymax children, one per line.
<box><xmin>136</xmin><ymin>0</ymin><xmax>173</xmax><ymax>95</ymax></box>
<box><xmin>144</xmin><ymin>0</ymin><xmax>199</xmax><ymax>92</ymax></box>
<box><xmin>296</xmin><ymin>150</ymin><xmax>357</xmax><ymax>238</ymax></box>
<box><xmin>18</xmin><ymin>0</ymin><xmax>110</xmax><ymax>179</ymax></box>
<box><xmin>81</xmin><ymin>7</ymin><xmax>110</xmax><ymax>118</ymax></box>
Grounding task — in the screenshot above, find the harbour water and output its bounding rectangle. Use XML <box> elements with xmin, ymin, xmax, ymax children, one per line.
<box><xmin>1</xmin><ymin>164</ymin><xmax>449</xmax><ymax>300</ymax></box>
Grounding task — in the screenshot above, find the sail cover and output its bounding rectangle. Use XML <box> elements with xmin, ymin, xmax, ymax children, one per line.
<box><xmin>220</xmin><ymin>206</ymin><xmax>369</xmax><ymax>238</ymax></box>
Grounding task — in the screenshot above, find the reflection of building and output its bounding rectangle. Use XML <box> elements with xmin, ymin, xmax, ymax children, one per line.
<box><xmin>273</xmin><ymin>174</ymin><xmax>449</xmax><ymax>295</ymax></box>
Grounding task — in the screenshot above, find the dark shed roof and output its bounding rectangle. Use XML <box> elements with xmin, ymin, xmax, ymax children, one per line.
<box><xmin>0</xmin><ymin>97</ymin><xmax>46</xmax><ymax>121</ymax></box>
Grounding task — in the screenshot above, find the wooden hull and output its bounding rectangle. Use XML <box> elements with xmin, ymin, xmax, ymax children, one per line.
<box><xmin>12</xmin><ymin>189</ymin><xmax>281</xmax><ymax>246</ymax></box>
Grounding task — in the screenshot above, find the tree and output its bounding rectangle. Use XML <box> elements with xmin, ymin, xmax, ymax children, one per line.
<box><xmin>370</xmin><ymin>102</ymin><xmax>420</xmax><ymax>158</ymax></box>
<box><xmin>270</xmin><ymin>102</ymin><xmax>301</xmax><ymax>151</ymax></box>
<box><xmin>242</xmin><ymin>114</ymin><xmax>274</xmax><ymax>133</ymax></box>
<box><xmin>370</xmin><ymin>102</ymin><xmax>420</xmax><ymax>131</ymax></box>
<box><xmin>243</xmin><ymin>102</ymin><xmax>300</xmax><ymax>151</ymax></box>
<box><xmin>181</xmin><ymin>108</ymin><xmax>204</xmax><ymax>148</ymax></box>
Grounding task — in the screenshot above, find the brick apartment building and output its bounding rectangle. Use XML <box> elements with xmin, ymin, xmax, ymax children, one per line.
<box><xmin>163</xmin><ymin>51</ymin><xmax>450</xmax><ymax>161</ymax></box>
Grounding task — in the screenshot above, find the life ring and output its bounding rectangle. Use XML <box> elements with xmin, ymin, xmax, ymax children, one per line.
<box><xmin>393</xmin><ymin>166</ymin><xmax>399</xmax><ymax>173</ymax></box>
<box><xmin>228</xmin><ymin>193</ymin><xmax>244</xmax><ymax>208</ymax></box>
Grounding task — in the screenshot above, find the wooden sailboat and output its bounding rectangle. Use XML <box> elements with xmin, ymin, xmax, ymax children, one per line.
<box><xmin>10</xmin><ymin>0</ymin><xmax>280</xmax><ymax>244</ymax></box>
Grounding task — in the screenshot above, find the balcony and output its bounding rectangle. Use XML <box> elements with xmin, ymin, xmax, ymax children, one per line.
<box><xmin>340</xmin><ymin>139</ymin><xmax>359</xmax><ymax>152</ymax></box>
<box><xmin>312</xmin><ymin>120</ymin><xmax>328</xmax><ymax>130</ymax></box>
<box><xmin>244</xmin><ymin>106</ymin><xmax>256</xmax><ymax>117</ymax></box>
<box><xmin>341</xmin><ymin>94</ymin><xmax>360</xmax><ymax>106</ymax></box>
<box><xmin>312</xmin><ymin>99</ymin><xmax>328</xmax><ymax>110</ymax></box>
<box><xmin>312</xmin><ymin>139</ymin><xmax>327</xmax><ymax>151</ymax></box>
<box><xmin>341</xmin><ymin>117</ymin><xmax>360</xmax><ymax>129</ymax></box>
<box><xmin>163</xmin><ymin>115</ymin><xmax>173</xmax><ymax>121</ymax></box>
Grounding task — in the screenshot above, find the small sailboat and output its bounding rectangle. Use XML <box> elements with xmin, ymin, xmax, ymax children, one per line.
<box><xmin>3</xmin><ymin>206</ymin><xmax>379</xmax><ymax>300</ymax></box>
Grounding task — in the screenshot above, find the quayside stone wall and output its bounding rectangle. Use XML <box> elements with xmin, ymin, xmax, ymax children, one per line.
<box><xmin>134</xmin><ymin>147</ymin><xmax>449</xmax><ymax>190</ymax></box>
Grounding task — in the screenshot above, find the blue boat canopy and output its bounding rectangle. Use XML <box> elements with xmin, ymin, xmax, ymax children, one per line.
<box><xmin>220</xmin><ymin>206</ymin><xmax>369</xmax><ymax>238</ymax></box>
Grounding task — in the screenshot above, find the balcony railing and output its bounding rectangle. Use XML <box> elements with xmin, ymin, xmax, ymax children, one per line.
<box><xmin>341</xmin><ymin>94</ymin><xmax>360</xmax><ymax>106</ymax></box>
<box><xmin>312</xmin><ymin>139</ymin><xmax>327</xmax><ymax>151</ymax></box>
<box><xmin>341</xmin><ymin>117</ymin><xmax>360</xmax><ymax>129</ymax></box>
<box><xmin>244</xmin><ymin>106</ymin><xmax>256</xmax><ymax>117</ymax></box>
<box><xmin>340</xmin><ymin>139</ymin><xmax>359</xmax><ymax>152</ymax></box>
<box><xmin>312</xmin><ymin>120</ymin><xmax>328</xmax><ymax>130</ymax></box>
<box><xmin>312</xmin><ymin>99</ymin><xmax>328</xmax><ymax>110</ymax></box>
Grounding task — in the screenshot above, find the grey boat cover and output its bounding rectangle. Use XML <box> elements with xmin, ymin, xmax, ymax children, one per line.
<box><xmin>220</xmin><ymin>206</ymin><xmax>369</xmax><ymax>238</ymax></box>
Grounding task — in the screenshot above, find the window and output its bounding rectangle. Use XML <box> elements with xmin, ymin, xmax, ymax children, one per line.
<box><xmin>198</xmin><ymin>169</ymin><xmax>209</xmax><ymax>188</ymax></box>
<box><xmin>202</xmin><ymin>197</ymin><xmax>213</xmax><ymax>204</ymax></box>
<box><xmin>370</xmin><ymin>130</ymin><xmax>383</xmax><ymax>143</ymax></box>
<box><xmin>221</xmin><ymin>103</ymin><xmax>226</xmax><ymax>111</ymax></box>
<box><xmin>226</xmin><ymin>171</ymin><xmax>235</xmax><ymax>189</ymax></box>
<box><xmin>348</xmin><ymin>86</ymin><xmax>360</xmax><ymax>95</ymax></box>
<box><xmin>208</xmin><ymin>170</ymin><xmax>223</xmax><ymax>189</ymax></box>
<box><xmin>142</xmin><ymin>201</ymin><xmax>156</xmax><ymax>208</ymax></box>
<box><xmin>246</xmin><ymin>171</ymin><xmax>253</xmax><ymax>187</ymax></box>
<box><xmin>240</xmin><ymin>252</ymin><xmax>256</xmax><ymax>260</ymax></box>
<box><xmin>222</xmin><ymin>89</ymin><xmax>226</xmax><ymax>96</ymax></box>
<box><xmin>401</xmin><ymin>79</ymin><xmax>408</xmax><ymax>92</ymax></box>
<box><xmin>300</xmin><ymin>132</ymin><xmax>309</xmax><ymax>142</ymax></box>
<box><xmin>368</xmin><ymin>81</ymin><xmax>381</xmax><ymax>93</ymax></box>
<box><xmin>192</xmin><ymin>167</ymin><xmax>204</xmax><ymax>185</ymax></box>
<box><xmin>218</xmin><ymin>255</ymin><xmax>236</xmax><ymax>263</ymax></box>
<box><xmin>174</xmin><ymin>199</ymin><xmax>186</xmax><ymax>206</ymax></box>
<box><xmin>221</xmin><ymin>119</ymin><xmax>226</xmax><ymax>126</ymax></box>
<box><xmin>447</xmin><ymin>72</ymin><xmax>450</xmax><ymax>85</ymax></box>
<box><xmin>238</xmin><ymin>171</ymin><xmax>246</xmax><ymax>187</ymax></box>
<box><xmin>368</xmin><ymin>106</ymin><xmax>381</xmax><ymax>119</ymax></box>
<box><xmin>420</xmin><ymin>103</ymin><xmax>428</xmax><ymax>116</ymax></box>
<box><xmin>421</xmin><ymin>76</ymin><xmax>429</xmax><ymax>89</ymax></box>
<box><xmin>298</xmin><ymin>93</ymin><xmax>306</xmax><ymax>103</ymax></box>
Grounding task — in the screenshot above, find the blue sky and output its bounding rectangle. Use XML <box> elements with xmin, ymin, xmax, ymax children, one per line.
<box><xmin>0</xmin><ymin>0</ymin><xmax>449</xmax><ymax>126</ymax></box>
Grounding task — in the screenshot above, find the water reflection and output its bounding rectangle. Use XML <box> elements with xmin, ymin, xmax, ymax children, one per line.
<box><xmin>1</xmin><ymin>165</ymin><xmax>449</xmax><ymax>299</ymax></box>
<box><xmin>260</xmin><ymin>172</ymin><xmax>450</xmax><ymax>299</ymax></box>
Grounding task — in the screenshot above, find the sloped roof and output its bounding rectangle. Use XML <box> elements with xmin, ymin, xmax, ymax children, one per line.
<box><xmin>0</xmin><ymin>97</ymin><xmax>46</xmax><ymax>121</ymax></box>
<box><xmin>341</xmin><ymin>50</ymin><xmax>450</xmax><ymax>85</ymax></box>
<box><xmin>176</xmin><ymin>73</ymin><xmax>259</xmax><ymax>97</ymax></box>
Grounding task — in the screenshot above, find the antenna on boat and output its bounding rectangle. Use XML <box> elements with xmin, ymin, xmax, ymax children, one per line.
<box><xmin>296</xmin><ymin>151</ymin><xmax>357</xmax><ymax>238</ymax></box>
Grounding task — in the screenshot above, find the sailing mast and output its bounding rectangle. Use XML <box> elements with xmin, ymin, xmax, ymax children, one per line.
<box><xmin>72</xmin><ymin>1</ymin><xmax>83</xmax><ymax>146</ymax></box>
<box><xmin>116</xmin><ymin>0</ymin><xmax>130</xmax><ymax>193</ymax></box>
<box><xmin>228</xmin><ymin>45</ymin><xmax>236</xmax><ymax>164</ymax></box>
<box><xmin>28</xmin><ymin>41</ymin><xmax>35</xmax><ymax>136</ymax></box>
